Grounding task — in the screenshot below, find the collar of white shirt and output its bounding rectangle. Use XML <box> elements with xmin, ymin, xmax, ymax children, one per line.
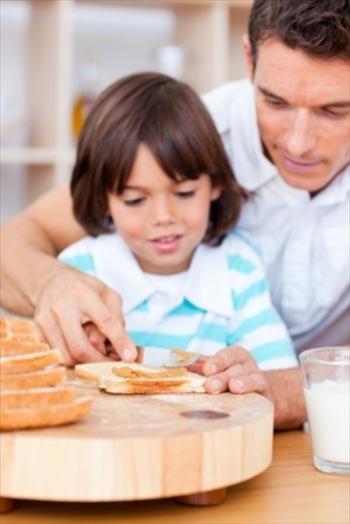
<box><xmin>227</xmin><ymin>79</ymin><xmax>349</xmax><ymax>205</ymax></box>
<box><xmin>93</xmin><ymin>234</ymin><xmax>234</xmax><ymax>318</ymax></box>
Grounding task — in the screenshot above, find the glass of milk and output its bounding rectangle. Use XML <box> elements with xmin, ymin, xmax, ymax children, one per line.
<box><xmin>300</xmin><ymin>347</ymin><xmax>350</xmax><ymax>474</ymax></box>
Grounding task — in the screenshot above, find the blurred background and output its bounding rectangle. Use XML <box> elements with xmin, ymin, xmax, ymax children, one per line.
<box><xmin>0</xmin><ymin>0</ymin><xmax>252</xmax><ymax>222</ymax></box>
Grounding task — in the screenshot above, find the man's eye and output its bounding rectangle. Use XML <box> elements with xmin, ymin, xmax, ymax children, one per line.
<box><xmin>176</xmin><ymin>190</ymin><xmax>196</xmax><ymax>198</ymax></box>
<box><xmin>123</xmin><ymin>198</ymin><xmax>144</xmax><ymax>206</ymax></box>
<box><xmin>266</xmin><ymin>98</ymin><xmax>286</xmax><ymax>107</ymax></box>
<box><xmin>322</xmin><ymin>108</ymin><xmax>349</xmax><ymax>119</ymax></box>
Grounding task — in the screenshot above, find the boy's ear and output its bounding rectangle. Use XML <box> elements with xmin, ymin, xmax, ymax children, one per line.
<box><xmin>242</xmin><ymin>34</ymin><xmax>254</xmax><ymax>81</ymax></box>
<box><xmin>210</xmin><ymin>185</ymin><xmax>222</xmax><ymax>201</ymax></box>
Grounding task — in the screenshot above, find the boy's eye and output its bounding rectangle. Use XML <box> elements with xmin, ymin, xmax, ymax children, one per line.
<box><xmin>176</xmin><ymin>190</ymin><xmax>196</xmax><ymax>198</ymax></box>
<box><xmin>123</xmin><ymin>197</ymin><xmax>144</xmax><ymax>207</ymax></box>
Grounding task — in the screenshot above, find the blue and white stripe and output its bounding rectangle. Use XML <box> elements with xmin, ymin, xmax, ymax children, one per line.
<box><xmin>59</xmin><ymin>231</ymin><xmax>297</xmax><ymax>370</ymax></box>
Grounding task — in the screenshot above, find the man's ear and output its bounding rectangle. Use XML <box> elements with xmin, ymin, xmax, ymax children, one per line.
<box><xmin>242</xmin><ymin>34</ymin><xmax>254</xmax><ymax>80</ymax></box>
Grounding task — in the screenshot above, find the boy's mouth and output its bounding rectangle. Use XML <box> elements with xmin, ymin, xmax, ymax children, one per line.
<box><xmin>149</xmin><ymin>234</ymin><xmax>183</xmax><ymax>253</ymax></box>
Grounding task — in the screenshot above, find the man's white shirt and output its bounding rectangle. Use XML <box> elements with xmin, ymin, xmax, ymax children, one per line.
<box><xmin>203</xmin><ymin>79</ymin><xmax>350</xmax><ymax>352</ymax></box>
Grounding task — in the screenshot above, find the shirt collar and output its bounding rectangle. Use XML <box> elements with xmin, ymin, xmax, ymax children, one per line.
<box><xmin>313</xmin><ymin>165</ymin><xmax>350</xmax><ymax>205</ymax></box>
<box><xmin>183</xmin><ymin>240</ymin><xmax>233</xmax><ymax>318</ymax></box>
<box><xmin>228</xmin><ymin>79</ymin><xmax>276</xmax><ymax>191</ymax></box>
<box><xmin>93</xmin><ymin>234</ymin><xmax>153</xmax><ymax>314</ymax></box>
<box><xmin>93</xmin><ymin>234</ymin><xmax>234</xmax><ymax>318</ymax></box>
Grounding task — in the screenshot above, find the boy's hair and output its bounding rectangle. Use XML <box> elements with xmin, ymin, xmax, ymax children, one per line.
<box><xmin>71</xmin><ymin>72</ymin><xmax>243</xmax><ymax>245</ymax></box>
<box><xmin>249</xmin><ymin>0</ymin><xmax>350</xmax><ymax>67</ymax></box>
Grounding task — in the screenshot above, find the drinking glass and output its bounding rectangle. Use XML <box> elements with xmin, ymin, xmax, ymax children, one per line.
<box><xmin>300</xmin><ymin>347</ymin><xmax>350</xmax><ymax>474</ymax></box>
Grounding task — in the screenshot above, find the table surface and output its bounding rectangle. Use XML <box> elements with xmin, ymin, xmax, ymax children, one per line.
<box><xmin>2</xmin><ymin>430</ymin><xmax>349</xmax><ymax>524</ymax></box>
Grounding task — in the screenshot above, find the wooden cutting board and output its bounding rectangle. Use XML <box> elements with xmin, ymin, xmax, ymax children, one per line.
<box><xmin>0</xmin><ymin>376</ymin><xmax>273</xmax><ymax>504</ymax></box>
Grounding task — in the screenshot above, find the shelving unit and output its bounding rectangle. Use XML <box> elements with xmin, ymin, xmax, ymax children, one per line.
<box><xmin>1</xmin><ymin>0</ymin><xmax>252</xmax><ymax>206</ymax></box>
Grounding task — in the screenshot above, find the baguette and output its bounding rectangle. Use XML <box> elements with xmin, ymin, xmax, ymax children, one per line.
<box><xmin>75</xmin><ymin>362</ymin><xmax>206</xmax><ymax>395</ymax></box>
<box><xmin>0</xmin><ymin>386</ymin><xmax>76</xmax><ymax>409</ymax></box>
<box><xmin>0</xmin><ymin>366</ymin><xmax>66</xmax><ymax>390</ymax></box>
<box><xmin>0</xmin><ymin>397</ymin><xmax>92</xmax><ymax>431</ymax></box>
<box><xmin>0</xmin><ymin>349</ymin><xmax>63</xmax><ymax>375</ymax></box>
<box><xmin>0</xmin><ymin>340</ymin><xmax>50</xmax><ymax>357</ymax></box>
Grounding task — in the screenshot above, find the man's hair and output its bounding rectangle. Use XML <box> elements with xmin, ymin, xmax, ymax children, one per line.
<box><xmin>249</xmin><ymin>0</ymin><xmax>350</xmax><ymax>66</ymax></box>
<box><xmin>71</xmin><ymin>72</ymin><xmax>243</xmax><ymax>245</ymax></box>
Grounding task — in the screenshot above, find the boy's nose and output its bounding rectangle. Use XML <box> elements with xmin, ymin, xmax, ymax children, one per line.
<box><xmin>151</xmin><ymin>199</ymin><xmax>176</xmax><ymax>226</ymax></box>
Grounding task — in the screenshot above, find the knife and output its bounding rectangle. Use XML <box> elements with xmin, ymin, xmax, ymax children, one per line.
<box><xmin>139</xmin><ymin>347</ymin><xmax>199</xmax><ymax>368</ymax></box>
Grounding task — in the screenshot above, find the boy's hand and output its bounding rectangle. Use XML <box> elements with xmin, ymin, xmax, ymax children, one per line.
<box><xmin>34</xmin><ymin>268</ymin><xmax>137</xmax><ymax>366</ymax></box>
<box><xmin>188</xmin><ymin>345</ymin><xmax>273</xmax><ymax>402</ymax></box>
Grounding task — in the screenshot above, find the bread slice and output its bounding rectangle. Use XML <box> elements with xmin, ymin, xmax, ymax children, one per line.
<box><xmin>0</xmin><ymin>397</ymin><xmax>92</xmax><ymax>431</ymax></box>
<box><xmin>0</xmin><ymin>366</ymin><xmax>66</xmax><ymax>390</ymax></box>
<box><xmin>75</xmin><ymin>361</ymin><xmax>206</xmax><ymax>394</ymax></box>
<box><xmin>0</xmin><ymin>317</ymin><xmax>40</xmax><ymax>341</ymax></box>
<box><xmin>0</xmin><ymin>349</ymin><xmax>63</xmax><ymax>375</ymax></box>
<box><xmin>0</xmin><ymin>386</ymin><xmax>76</xmax><ymax>409</ymax></box>
<box><xmin>0</xmin><ymin>340</ymin><xmax>50</xmax><ymax>357</ymax></box>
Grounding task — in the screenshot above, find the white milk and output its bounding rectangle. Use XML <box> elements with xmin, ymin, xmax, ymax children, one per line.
<box><xmin>304</xmin><ymin>380</ymin><xmax>350</xmax><ymax>464</ymax></box>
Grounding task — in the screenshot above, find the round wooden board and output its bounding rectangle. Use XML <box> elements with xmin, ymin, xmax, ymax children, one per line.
<box><xmin>0</xmin><ymin>377</ymin><xmax>273</xmax><ymax>502</ymax></box>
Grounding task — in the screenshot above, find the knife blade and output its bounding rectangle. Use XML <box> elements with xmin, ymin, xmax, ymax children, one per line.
<box><xmin>139</xmin><ymin>347</ymin><xmax>199</xmax><ymax>368</ymax></box>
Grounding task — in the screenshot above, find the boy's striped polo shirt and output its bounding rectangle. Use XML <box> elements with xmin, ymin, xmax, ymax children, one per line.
<box><xmin>59</xmin><ymin>231</ymin><xmax>297</xmax><ymax>370</ymax></box>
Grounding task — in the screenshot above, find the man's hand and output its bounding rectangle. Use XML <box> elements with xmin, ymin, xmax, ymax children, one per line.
<box><xmin>34</xmin><ymin>267</ymin><xmax>137</xmax><ymax>366</ymax></box>
<box><xmin>188</xmin><ymin>345</ymin><xmax>273</xmax><ymax>401</ymax></box>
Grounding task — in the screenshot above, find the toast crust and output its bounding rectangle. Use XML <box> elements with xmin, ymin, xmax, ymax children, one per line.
<box><xmin>0</xmin><ymin>340</ymin><xmax>50</xmax><ymax>357</ymax></box>
<box><xmin>0</xmin><ymin>317</ymin><xmax>92</xmax><ymax>430</ymax></box>
<box><xmin>0</xmin><ymin>386</ymin><xmax>76</xmax><ymax>409</ymax></box>
<box><xmin>0</xmin><ymin>397</ymin><xmax>92</xmax><ymax>431</ymax></box>
<box><xmin>0</xmin><ymin>317</ymin><xmax>40</xmax><ymax>341</ymax></box>
<box><xmin>0</xmin><ymin>349</ymin><xmax>63</xmax><ymax>375</ymax></box>
<box><xmin>113</xmin><ymin>366</ymin><xmax>187</xmax><ymax>379</ymax></box>
<box><xmin>0</xmin><ymin>366</ymin><xmax>67</xmax><ymax>390</ymax></box>
<box><xmin>75</xmin><ymin>362</ymin><xmax>206</xmax><ymax>395</ymax></box>
<box><xmin>104</xmin><ymin>379</ymin><xmax>204</xmax><ymax>395</ymax></box>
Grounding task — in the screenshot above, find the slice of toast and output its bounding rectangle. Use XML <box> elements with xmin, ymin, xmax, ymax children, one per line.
<box><xmin>0</xmin><ymin>366</ymin><xmax>66</xmax><ymax>390</ymax></box>
<box><xmin>0</xmin><ymin>317</ymin><xmax>40</xmax><ymax>341</ymax></box>
<box><xmin>75</xmin><ymin>361</ymin><xmax>206</xmax><ymax>394</ymax></box>
<box><xmin>0</xmin><ymin>340</ymin><xmax>50</xmax><ymax>357</ymax></box>
<box><xmin>0</xmin><ymin>397</ymin><xmax>92</xmax><ymax>431</ymax></box>
<box><xmin>0</xmin><ymin>349</ymin><xmax>63</xmax><ymax>375</ymax></box>
<box><xmin>0</xmin><ymin>386</ymin><xmax>76</xmax><ymax>409</ymax></box>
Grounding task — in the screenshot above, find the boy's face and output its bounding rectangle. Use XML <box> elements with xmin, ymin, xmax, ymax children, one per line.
<box><xmin>244</xmin><ymin>37</ymin><xmax>350</xmax><ymax>192</ymax></box>
<box><xmin>107</xmin><ymin>144</ymin><xmax>220</xmax><ymax>275</ymax></box>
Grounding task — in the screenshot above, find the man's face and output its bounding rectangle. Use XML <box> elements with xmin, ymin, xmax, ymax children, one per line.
<box><xmin>245</xmin><ymin>37</ymin><xmax>350</xmax><ymax>192</ymax></box>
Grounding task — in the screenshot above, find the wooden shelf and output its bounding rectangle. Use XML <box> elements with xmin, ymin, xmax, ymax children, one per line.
<box><xmin>76</xmin><ymin>1</ymin><xmax>253</xmax><ymax>6</ymax></box>
<box><xmin>2</xmin><ymin>0</ymin><xmax>252</xmax><ymax>205</ymax></box>
<box><xmin>0</xmin><ymin>148</ymin><xmax>76</xmax><ymax>166</ymax></box>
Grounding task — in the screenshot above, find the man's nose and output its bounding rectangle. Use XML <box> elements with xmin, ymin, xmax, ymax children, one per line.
<box><xmin>151</xmin><ymin>197</ymin><xmax>176</xmax><ymax>226</ymax></box>
<box><xmin>285</xmin><ymin>109</ymin><xmax>316</xmax><ymax>158</ymax></box>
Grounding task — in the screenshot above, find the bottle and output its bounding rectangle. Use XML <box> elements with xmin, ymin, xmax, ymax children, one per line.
<box><xmin>72</xmin><ymin>53</ymin><xmax>99</xmax><ymax>142</ymax></box>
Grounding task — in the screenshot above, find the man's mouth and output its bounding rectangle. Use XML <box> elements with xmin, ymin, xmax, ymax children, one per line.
<box><xmin>280</xmin><ymin>152</ymin><xmax>322</xmax><ymax>174</ymax></box>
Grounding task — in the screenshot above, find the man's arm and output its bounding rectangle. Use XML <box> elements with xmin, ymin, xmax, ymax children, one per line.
<box><xmin>265</xmin><ymin>367</ymin><xmax>306</xmax><ymax>430</ymax></box>
<box><xmin>189</xmin><ymin>347</ymin><xmax>306</xmax><ymax>430</ymax></box>
<box><xmin>1</xmin><ymin>185</ymin><xmax>84</xmax><ymax>315</ymax></box>
<box><xmin>1</xmin><ymin>185</ymin><xmax>137</xmax><ymax>365</ymax></box>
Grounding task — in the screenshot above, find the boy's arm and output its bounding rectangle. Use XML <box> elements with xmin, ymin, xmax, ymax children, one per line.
<box><xmin>189</xmin><ymin>348</ymin><xmax>306</xmax><ymax>430</ymax></box>
<box><xmin>0</xmin><ymin>185</ymin><xmax>137</xmax><ymax>364</ymax></box>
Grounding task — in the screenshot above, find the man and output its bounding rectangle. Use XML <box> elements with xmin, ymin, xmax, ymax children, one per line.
<box><xmin>1</xmin><ymin>0</ymin><xmax>349</xmax><ymax>429</ymax></box>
